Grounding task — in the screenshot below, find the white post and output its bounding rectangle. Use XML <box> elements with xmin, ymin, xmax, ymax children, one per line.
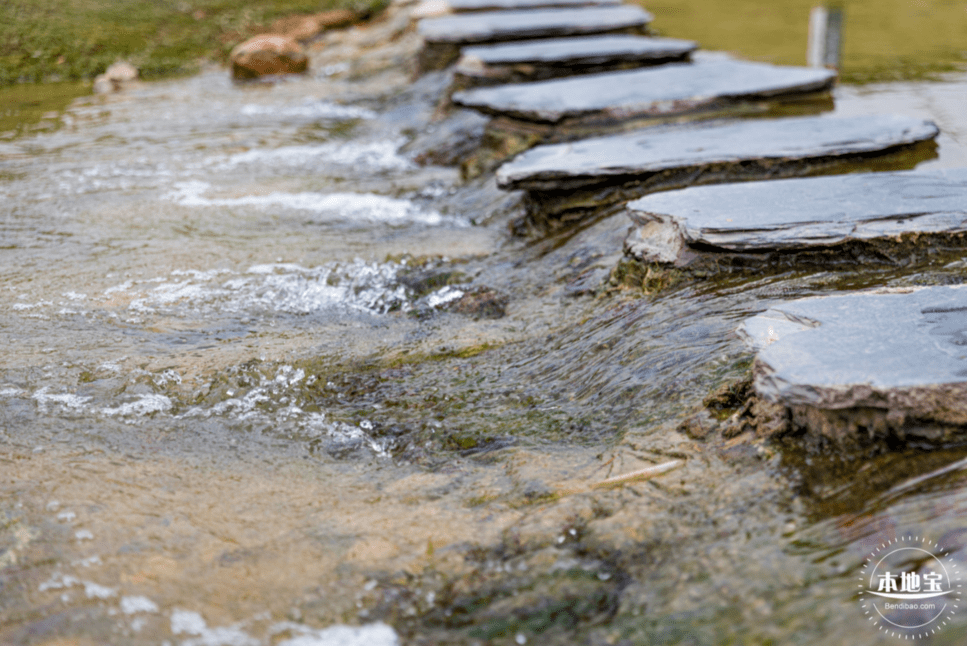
<box><xmin>807</xmin><ymin>6</ymin><xmax>828</xmax><ymax>68</ymax></box>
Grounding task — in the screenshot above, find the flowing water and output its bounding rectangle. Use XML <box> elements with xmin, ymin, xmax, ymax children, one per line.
<box><xmin>3</xmin><ymin>3</ymin><xmax>967</xmax><ymax>645</ymax></box>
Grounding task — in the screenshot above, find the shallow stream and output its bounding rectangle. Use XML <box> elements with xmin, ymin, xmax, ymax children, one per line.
<box><xmin>3</xmin><ymin>3</ymin><xmax>967</xmax><ymax>645</ymax></box>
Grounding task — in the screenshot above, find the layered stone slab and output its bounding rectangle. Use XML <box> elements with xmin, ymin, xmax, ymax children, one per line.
<box><xmin>418</xmin><ymin>6</ymin><xmax>652</xmax><ymax>72</ymax></box>
<box><xmin>625</xmin><ymin>165</ymin><xmax>963</xmax><ymax>265</ymax></box>
<box><xmin>448</xmin><ymin>0</ymin><xmax>621</xmax><ymax>11</ymax></box>
<box><xmin>496</xmin><ymin>114</ymin><xmax>938</xmax><ymax>232</ymax></box>
<box><xmin>455</xmin><ymin>35</ymin><xmax>697</xmax><ymax>86</ymax></box>
<box><xmin>738</xmin><ymin>286</ymin><xmax>967</xmax><ymax>444</ymax></box>
<box><xmin>452</xmin><ymin>57</ymin><xmax>836</xmax><ymax>124</ymax></box>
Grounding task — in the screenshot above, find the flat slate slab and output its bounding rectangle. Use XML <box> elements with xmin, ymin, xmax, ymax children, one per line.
<box><xmin>625</xmin><ymin>165</ymin><xmax>962</xmax><ymax>263</ymax></box>
<box><xmin>419</xmin><ymin>5</ymin><xmax>651</xmax><ymax>44</ymax></box>
<box><xmin>499</xmin><ymin>114</ymin><xmax>937</xmax><ymax>191</ymax></box>
<box><xmin>461</xmin><ymin>35</ymin><xmax>696</xmax><ymax>65</ymax></box>
<box><xmin>455</xmin><ymin>35</ymin><xmax>697</xmax><ymax>85</ymax></box>
<box><xmin>452</xmin><ymin>57</ymin><xmax>836</xmax><ymax>124</ymax></box>
<box><xmin>448</xmin><ymin>0</ymin><xmax>621</xmax><ymax>11</ymax></box>
<box><xmin>496</xmin><ymin>114</ymin><xmax>938</xmax><ymax>232</ymax></box>
<box><xmin>738</xmin><ymin>286</ymin><xmax>967</xmax><ymax>443</ymax></box>
<box><xmin>418</xmin><ymin>5</ymin><xmax>651</xmax><ymax>71</ymax></box>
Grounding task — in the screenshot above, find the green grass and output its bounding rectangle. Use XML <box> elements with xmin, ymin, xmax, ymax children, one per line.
<box><xmin>645</xmin><ymin>0</ymin><xmax>967</xmax><ymax>84</ymax></box>
<box><xmin>0</xmin><ymin>0</ymin><xmax>387</xmax><ymax>86</ymax></box>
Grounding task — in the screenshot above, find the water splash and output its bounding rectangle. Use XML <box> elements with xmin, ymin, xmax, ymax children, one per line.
<box><xmin>215</xmin><ymin>140</ymin><xmax>414</xmax><ymax>172</ymax></box>
<box><xmin>167</xmin><ymin>181</ymin><xmax>454</xmax><ymax>226</ymax></box>
<box><xmin>110</xmin><ymin>260</ymin><xmax>411</xmax><ymax>318</ymax></box>
<box><xmin>239</xmin><ymin>100</ymin><xmax>375</xmax><ymax>121</ymax></box>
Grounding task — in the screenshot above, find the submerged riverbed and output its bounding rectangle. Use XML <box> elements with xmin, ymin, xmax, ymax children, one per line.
<box><xmin>3</xmin><ymin>3</ymin><xmax>967</xmax><ymax>645</ymax></box>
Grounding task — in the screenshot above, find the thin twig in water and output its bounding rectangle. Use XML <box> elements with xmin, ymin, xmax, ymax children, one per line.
<box><xmin>590</xmin><ymin>459</ymin><xmax>683</xmax><ymax>490</ymax></box>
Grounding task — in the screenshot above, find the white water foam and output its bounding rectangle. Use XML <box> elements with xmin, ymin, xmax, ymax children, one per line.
<box><xmin>167</xmin><ymin>181</ymin><xmax>454</xmax><ymax>226</ymax></box>
<box><xmin>215</xmin><ymin>140</ymin><xmax>413</xmax><ymax>172</ymax></box>
<box><xmin>174</xmin><ymin>365</ymin><xmax>391</xmax><ymax>457</ymax></box>
<box><xmin>424</xmin><ymin>285</ymin><xmax>464</xmax><ymax>308</ymax></box>
<box><xmin>301</xmin><ymin>413</ymin><xmax>392</xmax><ymax>458</ymax></box>
<box><xmin>273</xmin><ymin>622</ymin><xmax>400</xmax><ymax>646</ymax></box>
<box><xmin>121</xmin><ymin>595</ymin><xmax>160</xmax><ymax>614</ymax></box>
<box><xmin>32</xmin><ymin>387</ymin><xmax>92</xmax><ymax>413</ymax></box>
<box><xmin>109</xmin><ymin>260</ymin><xmax>411</xmax><ymax>317</ymax></box>
<box><xmin>170</xmin><ymin>610</ymin><xmax>399</xmax><ymax>646</ymax></box>
<box><xmin>171</xmin><ymin>609</ymin><xmax>260</xmax><ymax>646</ymax></box>
<box><xmin>100</xmin><ymin>394</ymin><xmax>173</xmax><ymax>417</ymax></box>
<box><xmin>239</xmin><ymin>101</ymin><xmax>375</xmax><ymax>121</ymax></box>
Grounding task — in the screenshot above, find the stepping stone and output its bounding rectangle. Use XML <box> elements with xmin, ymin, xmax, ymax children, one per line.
<box><xmin>738</xmin><ymin>285</ymin><xmax>967</xmax><ymax>444</ymax></box>
<box><xmin>418</xmin><ymin>6</ymin><xmax>652</xmax><ymax>72</ymax></box>
<box><xmin>455</xmin><ymin>35</ymin><xmax>698</xmax><ymax>87</ymax></box>
<box><xmin>625</xmin><ymin>165</ymin><xmax>963</xmax><ymax>266</ymax></box>
<box><xmin>497</xmin><ymin>114</ymin><xmax>938</xmax><ymax>231</ymax></box>
<box><xmin>449</xmin><ymin>0</ymin><xmax>621</xmax><ymax>11</ymax></box>
<box><xmin>452</xmin><ymin>56</ymin><xmax>836</xmax><ymax>124</ymax></box>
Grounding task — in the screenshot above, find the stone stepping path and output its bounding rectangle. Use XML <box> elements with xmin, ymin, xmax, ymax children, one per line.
<box><xmin>418</xmin><ymin>5</ymin><xmax>652</xmax><ymax>72</ymax></box>
<box><xmin>738</xmin><ymin>286</ymin><xmax>967</xmax><ymax>444</ymax></box>
<box><xmin>452</xmin><ymin>56</ymin><xmax>836</xmax><ymax>124</ymax></box>
<box><xmin>624</xmin><ymin>166</ymin><xmax>964</xmax><ymax>264</ymax></box>
<box><xmin>496</xmin><ymin>114</ymin><xmax>938</xmax><ymax>228</ymax></box>
<box><xmin>417</xmin><ymin>0</ymin><xmax>963</xmax><ymax>443</ymax></box>
<box><xmin>455</xmin><ymin>35</ymin><xmax>698</xmax><ymax>86</ymax></box>
<box><xmin>448</xmin><ymin>0</ymin><xmax>622</xmax><ymax>12</ymax></box>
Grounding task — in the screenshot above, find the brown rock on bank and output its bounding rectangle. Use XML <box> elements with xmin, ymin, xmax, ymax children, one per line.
<box><xmin>92</xmin><ymin>61</ymin><xmax>139</xmax><ymax>94</ymax></box>
<box><xmin>230</xmin><ymin>34</ymin><xmax>309</xmax><ymax>80</ymax></box>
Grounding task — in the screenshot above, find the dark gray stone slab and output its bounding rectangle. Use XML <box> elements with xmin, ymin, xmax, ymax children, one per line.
<box><xmin>449</xmin><ymin>0</ymin><xmax>621</xmax><ymax>11</ymax></box>
<box><xmin>625</xmin><ymin>164</ymin><xmax>962</xmax><ymax>263</ymax></box>
<box><xmin>418</xmin><ymin>6</ymin><xmax>652</xmax><ymax>44</ymax></box>
<box><xmin>499</xmin><ymin>114</ymin><xmax>938</xmax><ymax>234</ymax></box>
<box><xmin>460</xmin><ymin>35</ymin><xmax>696</xmax><ymax>66</ymax></box>
<box><xmin>738</xmin><ymin>286</ymin><xmax>967</xmax><ymax>443</ymax></box>
<box><xmin>497</xmin><ymin>115</ymin><xmax>938</xmax><ymax>186</ymax></box>
<box><xmin>455</xmin><ymin>35</ymin><xmax>697</xmax><ymax>85</ymax></box>
<box><xmin>452</xmin><ymin>57</ymin><xmax>836</xmax><ymax>124</ymax></box>
<box><xmin>499</xmin><ymin>114</ymin><xmax>936</xmax><ymax>191</ymax></box>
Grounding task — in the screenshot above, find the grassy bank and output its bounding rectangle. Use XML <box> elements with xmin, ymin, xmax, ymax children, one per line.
<box><xmin>0</xmin><ymin>0</ymin><xmax>386</xmax><ymax>86</ymax></box>
<box><xmin>647</xmin><ymin>0</ymin><xmax>967</xmax><ymax>84</ymax></box>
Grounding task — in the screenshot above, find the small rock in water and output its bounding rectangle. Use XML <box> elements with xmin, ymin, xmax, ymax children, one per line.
<box><xmin>448</xmin><ymin>287</ymin><xmax>508</xmax><ymax>319</ymax></box>
<box><xmin>230</xmin><ymin>34</ymin><xmax>309</xmax><ymax>80</ymax></box>
<box><xmin>92</xmin><ymin>61</ymin><xmax>139</xmax><ymax>94</ymax></box>
<box><xmin>738</xmin><ymin>286</ymin><xmax>967</xmax><ymax>446</ymax></box>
